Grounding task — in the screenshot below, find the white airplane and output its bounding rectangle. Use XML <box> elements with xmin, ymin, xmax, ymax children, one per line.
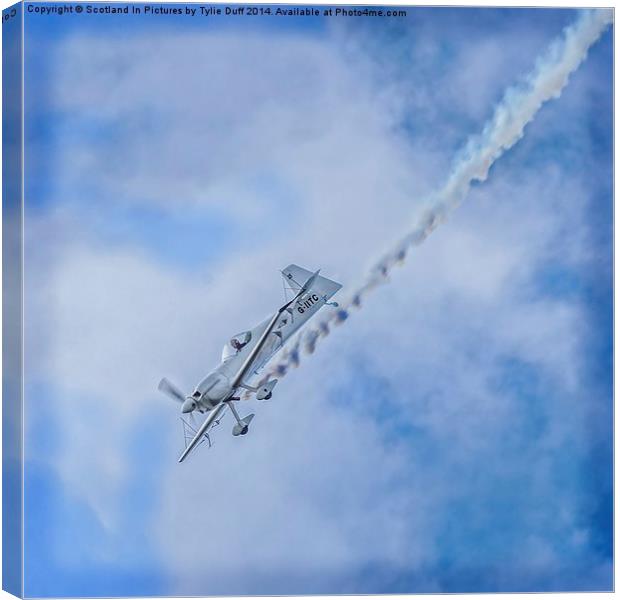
<box><xmin>158</xmin><ymin>264</ymin><xmax>342</xmax><ymax>462</ymax></box>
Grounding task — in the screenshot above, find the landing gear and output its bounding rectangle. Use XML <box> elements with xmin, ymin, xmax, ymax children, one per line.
<box><xmin>227</xmin><ymin>401</ymin><xmax>255</xmax><ymax>437</ymax></box>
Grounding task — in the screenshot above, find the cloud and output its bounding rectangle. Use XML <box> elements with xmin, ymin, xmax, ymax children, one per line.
<box><xmin>24</xmin><ymin>9</ymin><xmax>612</xmax><ymax>595</ymax></box>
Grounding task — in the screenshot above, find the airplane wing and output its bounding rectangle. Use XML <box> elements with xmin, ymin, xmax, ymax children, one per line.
<box><xmin>178</xmin><ymin>297</ymin><xmax>299</xmax><ymax>462</ymax></box>
<box><xmin>228</xmin><ymin>266</ymin><xmax>329</xmax><ymax>389</ymax></box>
<box><xmin>178</xmin><ymin>403</ymin><xmax>226</xmax><ymax>463</ymax></box>
<box><xmin>246</xmin><ymin>265</ymin><xmax>342</xmax><ymax>375</ymax></box>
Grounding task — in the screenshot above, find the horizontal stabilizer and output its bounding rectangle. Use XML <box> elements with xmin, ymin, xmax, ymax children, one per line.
<box><xmin>281</xmin><ymin>264</ymin><xmax>342</xmax><ymax>300</ymax></box>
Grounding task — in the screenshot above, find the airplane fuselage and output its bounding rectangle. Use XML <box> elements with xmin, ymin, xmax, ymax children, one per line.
<box><xmin>193</xmin><ymin>369</ymin><xmax>233</xmax><ymax>410</ymax></box>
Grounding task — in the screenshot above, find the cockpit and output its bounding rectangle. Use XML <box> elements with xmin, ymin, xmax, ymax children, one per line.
<box><xmin>221</xmin><ymin>331</ymin><xmax>252</xmax><ymax>361</ymax></box>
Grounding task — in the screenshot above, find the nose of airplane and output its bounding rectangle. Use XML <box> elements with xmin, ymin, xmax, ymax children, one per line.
<box><xmin>181</xmin><ymin>398</ymin><xmax>196</xmax><ymax>413</ymax></box>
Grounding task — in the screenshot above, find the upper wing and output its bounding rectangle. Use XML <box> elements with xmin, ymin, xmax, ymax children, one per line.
<box><xmin>227</xmin><ymin>266</ymin><xmax>342</xmax><ymax>386</ymax></box>
<box><xmin>246</xmin><ymin>265</ymin><xmax>343</xmax><ymax>376</ymax></box>
<box><xmin>230</xmin><ymin>309</ymin><xmax>284</xmax><ymax>389</ymax></box>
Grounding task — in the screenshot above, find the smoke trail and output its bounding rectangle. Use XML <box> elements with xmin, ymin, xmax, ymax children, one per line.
<box><xmin>258</xmin><ymin>9</ymin><xmax>612</xmax><ymax>389</ymax></box>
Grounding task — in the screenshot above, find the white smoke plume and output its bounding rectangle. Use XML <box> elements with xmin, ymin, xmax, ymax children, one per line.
<box><xmin>257</xmin><ymin>8</ymin><xmax>613</xmax><ymax>387</ymax></box>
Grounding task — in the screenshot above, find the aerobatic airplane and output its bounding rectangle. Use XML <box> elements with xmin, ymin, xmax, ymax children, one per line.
<box><xmin>158</xmin><ymin>264</ymin><xmax>342</xmax><ymax>462</ymax></box>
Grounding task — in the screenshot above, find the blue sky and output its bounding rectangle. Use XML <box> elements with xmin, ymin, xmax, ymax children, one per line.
<box><xmin>19</xmin><ymin>4</ymin><xmax>612</xmax><ymax>596</ymax></box>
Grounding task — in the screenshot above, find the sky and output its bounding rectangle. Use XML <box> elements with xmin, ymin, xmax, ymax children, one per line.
<box><xmin>17</xmin><ymin>4</ymin><xmax>613</xmax><ymax>596</ymax></box>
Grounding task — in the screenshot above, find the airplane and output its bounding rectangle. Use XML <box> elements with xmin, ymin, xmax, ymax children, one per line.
<box><xmin>158</xmin><ymin>264</ymin><xmax>342</xmax><ymax>462</ymax></box>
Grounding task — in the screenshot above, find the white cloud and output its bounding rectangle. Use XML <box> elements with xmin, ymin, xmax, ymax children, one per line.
<box><xmin>24</xmin><ymin>14</ymin><xmax>611</xmax><ymax>593</ymax></box>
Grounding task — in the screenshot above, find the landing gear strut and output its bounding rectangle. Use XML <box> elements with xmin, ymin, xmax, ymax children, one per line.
<box><xmin>227</xmin><ymin>401</ymin><xmax>254</xmax><ymax>436</ymax></box>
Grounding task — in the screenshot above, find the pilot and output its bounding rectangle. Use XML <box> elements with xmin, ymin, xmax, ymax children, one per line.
<box><xmin>231</xmin><ymin>338</ymin><xmax>246</xmax><ymax>352</ymax></box>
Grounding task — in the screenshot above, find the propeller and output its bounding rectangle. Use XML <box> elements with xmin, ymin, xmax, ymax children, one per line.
<box><xmin>158</xmin><ymin>377</ymin><xmax>200</xmax><ymax>414</ymax></box>
<box><xmin>158</xmin><ymin>377</ymin><xmax>185</xmax><ymax>404</ymax></box>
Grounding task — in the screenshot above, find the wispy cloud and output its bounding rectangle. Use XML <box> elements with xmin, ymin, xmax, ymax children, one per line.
<box><xmin>24</xmin><ymin>8</ymin><xmax>612</xmax><ymax>595</ymax></box>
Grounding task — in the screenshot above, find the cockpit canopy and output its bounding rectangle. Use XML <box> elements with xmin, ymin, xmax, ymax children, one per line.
<box><xmin>221</xmin><ymin>331</ymin><xmax>252</xmax><ymax>361</ymax></box>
